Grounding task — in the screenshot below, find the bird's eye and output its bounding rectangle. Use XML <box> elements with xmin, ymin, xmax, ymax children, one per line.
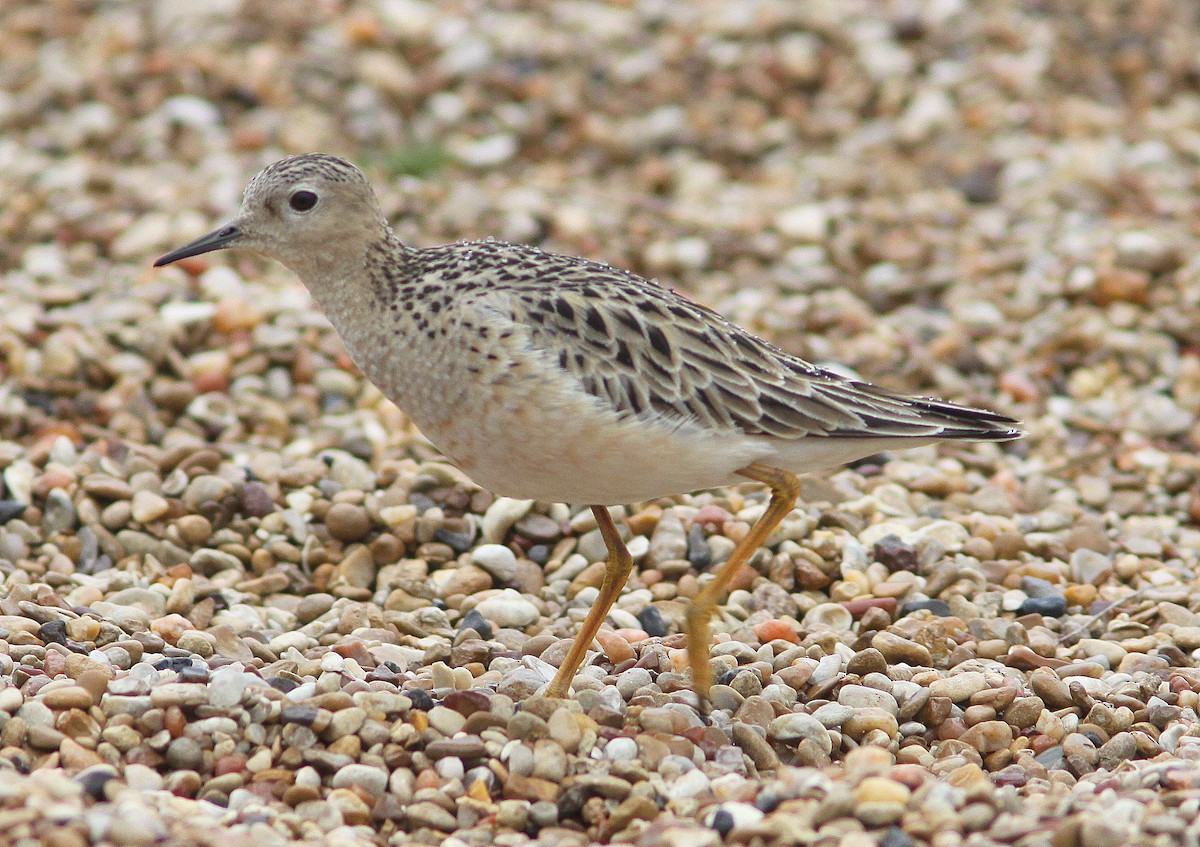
<box><xmin>289</xmin><ymin>190</ymin><xmax>318</xmax><ymax>212</ymax></box>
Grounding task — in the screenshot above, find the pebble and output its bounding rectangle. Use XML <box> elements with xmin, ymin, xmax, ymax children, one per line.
<box><xmin>928</xmin><ymin>673</ymin><xmax>989</xmax><ymax>702</ymax></box>
<box><xmin>839</xmin><ymin>685</ymin><xmax>899</xmax><ymax>714</ymax></box>
<box><xmin>474</xmin><ymin>590</ymin><xmax>540</xmax><ymax>628</ymax></box>
<box><xmin>331</xmin><ymin>763</ymin><xmax>388</xmax><ymax>798</ymax></box>
<box><xmin>470</xmin><ymin>543</ymin><xmax>519</xmax><ymax>582</ymax></box>
<box><xmin>406</xmin><ymin>801</ymin><xmax>457</xmax><ymax>831</ymax></box>
<box><xmin>40</xmin><ymin>686</ymin><xmax>95</xmax><ymax>710</ymax></box>
<box><xmin>130</xmin><ymin>491</ymin><xmax>170</xmax><ymax>523</ymax></box>
<box><xmin>325</xmin><ymin>503</ymin><xmax>371</xmax><ymax>542</ymax></box>
<box><xmin>959</xmin><ymin>721</ymin><xmax>1013</xmax><ymax>754</ymax></box>
<box><xmin>182</xmin><ymin>475</ymin><xmax>235</xmax><ymax>510</ymax></box>
<box><xmin>481</xmin><ymin>497</ymin><xmax>534</xmax><ymax>543</ymax></box>
<box><xmin>811</xmin><ymin>703</ymin><xmax>855</xmax><ymax>728</ymax></box>
<box><xmin>853</xmin><ymin>777</ymin><xmax>910</xmax><ymax>825</ymax></box>
<box><xmin>872</xmin><ymin>632</ymin><xmax>933</xmax><ymax>666</ymax></box>
<box><xmin>767</xmin><ymin>713</ymin><xmax>832</xmax><ymax>754</ymax></box>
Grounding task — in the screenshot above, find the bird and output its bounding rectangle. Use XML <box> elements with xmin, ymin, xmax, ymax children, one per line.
<box><xmin>155</xmin><ymin>154</ymin><xmax>1020</xmax><ymax>703</ymax></box>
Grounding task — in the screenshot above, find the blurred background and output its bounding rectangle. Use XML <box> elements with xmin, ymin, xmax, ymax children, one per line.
<box><xmin>2</xmin><ymin>4</ymin><xmax>1200</xmax><ymax>845</ymax></box>
<box><xmin>2</xmin><ymin>1</ymin><xmax>1197</xmax><ymax>458</ymax></box>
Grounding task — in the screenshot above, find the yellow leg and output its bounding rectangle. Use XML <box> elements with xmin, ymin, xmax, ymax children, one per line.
<box><xmin>546</xmin><ymin>506</ymin><xmax>634</xmax><ymax>698</ymax></box>
<box><xmin>685</xmin><ymin>463</ymin><xmax>800</xmax><ymax>703</ymax></box>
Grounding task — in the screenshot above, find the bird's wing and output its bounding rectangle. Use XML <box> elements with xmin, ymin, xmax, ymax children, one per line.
<box><xmin>495</xmin><ymin>264</ymin><xmax>1019</xmax><ymax>442</ymax></box>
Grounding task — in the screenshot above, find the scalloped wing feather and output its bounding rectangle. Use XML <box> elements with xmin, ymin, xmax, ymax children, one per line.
<box><xmin>450</xmin><ymin>242</ymin><xmax>1019</xmax><ymax>444</ymax></box>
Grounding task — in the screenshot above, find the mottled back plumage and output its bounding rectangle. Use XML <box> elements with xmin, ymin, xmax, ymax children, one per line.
<box><xmin>386</xmin><ymin>240</ymin><xmax>1018</xmax><ymax>442</ymax></box>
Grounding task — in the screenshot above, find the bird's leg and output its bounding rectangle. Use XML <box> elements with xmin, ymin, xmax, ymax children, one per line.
<box><xmin>546</xmin><ymin>505</ymin><xmax>634</xmax><ymax>698</ymax></box>
<box><xmin>686</xmin><ymin>463</ymin><xmax>800</xmax><ymax>703</ymax></box>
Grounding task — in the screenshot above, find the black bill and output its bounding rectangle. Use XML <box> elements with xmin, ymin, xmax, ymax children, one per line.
<box><xmin>154</xmin><ymin>224</ymin><xmax>242</xmax><ymax>267</ymax></box>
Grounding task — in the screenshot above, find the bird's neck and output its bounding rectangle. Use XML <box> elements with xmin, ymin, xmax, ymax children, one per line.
<box><xmin>290</xmin><ymin>230</ymin><xmax>422</xmax><ymax>372</ymax></box>
<box><xmin>287</xmin><ymin>229</ymin><xmax>409</xmax><ymax>317</ymax></box>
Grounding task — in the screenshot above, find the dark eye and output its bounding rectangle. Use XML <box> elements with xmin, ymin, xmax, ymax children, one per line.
<box><xmin>289</xmin><ymin>190</ymin><xmax>318</xmax><ymax>212</ymax></box>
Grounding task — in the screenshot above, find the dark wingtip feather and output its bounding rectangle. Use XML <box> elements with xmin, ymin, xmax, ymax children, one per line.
<box><xmin>909</xmin><ymin>397</ymin><xmax>1022</xmax><ymax>441</ymax></box>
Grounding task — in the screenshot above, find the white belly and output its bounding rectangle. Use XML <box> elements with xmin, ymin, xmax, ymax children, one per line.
<box><xmin>437</xmin><ymin>406</ymin><xmax>767</xmax><ymax>505</ymax></box>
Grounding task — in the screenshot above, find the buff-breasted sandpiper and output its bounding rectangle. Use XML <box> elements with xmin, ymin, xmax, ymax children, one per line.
<box><xmin>156</xmin><ymin>154</ymin><xmax>1020</xmax><ymax>702</ymax></box>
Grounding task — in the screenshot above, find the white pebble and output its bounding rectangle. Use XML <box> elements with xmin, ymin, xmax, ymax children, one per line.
<box><xmin>604</xmin><ymin>736</ymin><xmax>638</xmax><ymax>761</ymax></box>
<box><xmin>475</xmin><ymin>590</ymin><xmax>539</xmax><ymax>628</ymax></box>
<box><xmin>453</xmin><ymin>133</ymin><xmax>517</xmax><ymax>167</ymax></box>
<box><xmin>774</xmin><ymin>204</ymin><xmax>829</xmax><ymax>241</ymax></box>
<box><xmin>481</xmin><ymin>497</ymin><xmax>534</xmax><ymax>543</ymax></box>
<box><xmin>471</xmin><ymin>543</ymin><xmax>519</xmax><ymax>582</ymax></box>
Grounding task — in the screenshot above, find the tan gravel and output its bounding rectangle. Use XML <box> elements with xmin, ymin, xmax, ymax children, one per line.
<box><xmin>2</xmin><ymin>2</ymin><xmax>1200</xmax><ymax>846</ymax></box>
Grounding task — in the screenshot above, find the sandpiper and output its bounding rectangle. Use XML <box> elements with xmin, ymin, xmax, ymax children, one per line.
<box><xmin>156</xmin><ymin>154</ymin><xmax>1020</xmax><ymax>702</ymax></box>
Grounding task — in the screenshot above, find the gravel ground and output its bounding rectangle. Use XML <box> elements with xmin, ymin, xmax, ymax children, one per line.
<box><xmin>2</xmin><ymin>1</ymin><xmax>1200</xmax><ymax>845</ymax></box>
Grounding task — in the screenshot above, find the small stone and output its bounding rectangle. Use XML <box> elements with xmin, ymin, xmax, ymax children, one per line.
<box><xmin>175</xmin><ymin>515</ymin><xmax>212</xmax><ymax>545</ymax></box>
<box><xmin>548</xmin><ymin>708</ymin><xmax>583</xmax><ymax>753</ymax></box>
<box><xmin>872</xmin><ymin>632</ymin><xmax>932</xmax><ymax>666</ymax></box>
<box><xmin>331</xmin><ymin>763</ymin><xmax>388</xmax><ymax>798</ymax></box>
<box><xmin>406</xmin><ymin>800</ymin><xmax>457</xmax><ymax>831</ymax></box>
<box><xmin>1097</xmin><ymin>732</ymin><xmax>1137</xmax><ymax>771</ymax></box>
<box><xmin>326</xmin><ymin>452</ymin><xmax>376</xmax><ymax>490</ymax></box>
<box><xmin>1077</xmin><ymin>639</ymin><xmax>1126</xmax><ymax>667</ymax></box>
<box><xmin>899</xmin><ymin>599</ymin><xmax>952</xmax><ymax>617</ymax></box>
<box><xmin>604</xmin><ymin>736</ymin><xmax>638</xmax><ymax>761</ymax></box>
<box><xmin>426</xmin><ymin>736</ymin><xmax>487</xmax><ymax>759</ymax></box>
<box><xmin>594</xmin><ymin>629</ymin><xmax>636</xmax><ymax>666</ymax></box>
<box><xmin>475</xmin><ymin>590</ymin><xmax>540</xmax><ymax>628</ymax></box>
<box><xmin>648</xmin><ymin>509</ymin><xmax>688</xmax><ymax>564</ymax></box>
<box><xmin>767</xmin><ymin>713</ymin><xmax>831</xmax><ymax>753</ymax></box>
<box><xmin>497</xmin><ymin>667</ymin><xmax>547</xmax><ymax>700</ymax></box>
<box><xmin>504</xmin><ymin>773</ymin><xmax>560</xmax><ymax>803</ymax></box>
<box><xmin>838</xmin><ymin>684</ymin><xmax>898</xmax><ymax>714</ymax></box>
<box><xmin>1017</xmin><ymin>595</ymin><xmax>1067</xmax><ymax>617</ymax></box>
<box><xmin>1115</xmin><ymin>230</ymin><xmax>1178</xmax><ymax>273</ymax></box>
<box><xmin>440</xmin><ymin>563</ymin><xmax>493</xmax><ymax>597</ymax></box>
<box><xmin>754</xmin><ymin>619</ymin><xmax>799</xmax><ymax>644</ymax></box>
<box><xmin>928</xmin><ymin>672</ymin><xmax>988</xmax><ymax>702</ymax></box>
<box><xmin>1004</xmin><ymin>696</ymin><xmax>1045</xmax><ymax>729</ymax></box>
<box><xmin>296</xmin><ymin>593</ymin><xmax>336</xmax><ymax>623</ymax></box>
<box><xmin>853</xmin><ymin>777</ymin><xmax>910</xmax><ymax>825</ymax></box>
<box><xmin>1171</xmin><ymin>627</ymin><xmax>1200</xmax><ymax>650</ymax></box>
<box><xmin>131</xmin><ymin>491</ymin><xmax>170</xmax><ymax>523</ymax></box>
<box><xmin>428</xmin><ymin>705</ymin><xmax>467</xmax><ymax>736</ymax></box>
<box><xmin>471</xmin><ymin>543</ymin><xmax>518</xmax><ymax>582</ymax></box>
<box><xmin>41</xmin><ymin>686</ymin><xmax>95</xmax><ymax>710</ymax></box>
<box><xmin>872</xmin><ymin>535</ymin><xmax>918</xmax><ymax>572</ymax></box>
<box><xmin>42</xmin><ymin>489</ymin><xmax>77</xmax><ymax>534</ymax></box>
<box><xmin>326</xmin><ymin>503</ymin><xmax>371</xmax><ymax>541</ymax></box>
<box><xmin>182</xmin><ymin>475</ymin><xmax>235</xmax><ymax>510</ymax></box>
<box><xmin>1029</xmin><ymin>675</ymin><xmax>1073</xmax><ymax>710</ymax></box>
<box><xmin>811</xmin><ymin>702</ymin><xmax>854</xmax><ymax>727</ymax></box>
<box><xmin>39</xmin><ymin>619</ymin><xmax>68</xmax><ymax>645</ymax></box>
<box><xmin>774</xmin><ymin>203</ymin><xmax>829</xmax><ymax>241</ymax></box>
<box><xmin>240</xmin><ymin>481</ymin><xmax>275</xmax><ymax>517</ymax></box>
<box><xmin>846</xmin><ymin>648</ymin><xmax>888</xmax><ymax>676</ymax></box>
<box><xmin>0</xmin><ymin>501</ymin><xmax>27</xmax><ymax>524</ymax></box>
<box><xmin>1070</xmin><ymin>549</ymin><xmax>1112</xmax><ymax>584</ymax></box>
<box><xmin>959</xmin><ymin>720</ymin><xmax>1013</xmax><ymax>754</ymax></box>
<box><xmin>638</xmin><ymin>606</ymin><xmax>668</xmax><ymax>637</ymax></box>
<box><xmin>165</xmin><ymin>736</ymin><xmax>205</xmax><ymax>770</ymax></box>
<box><xmin>482</xmin><ymin>497</ymin><xmax>534</xmax><ymax>542</ymax></box>
<box><xmin>842</xmin><ymin>708</ymin><xmax>899</xmax><ymax>740</ymax></box>
<box><xmin>176</xmin><ymin>630</ymin><xmax>214</xmax><ymax>657</ymax></box>
<box><xmin>208</xmin><ymin>666</ymin><xmax>249</xmax><ymax>709</ymax></box>
<box><xmin>802</xmin><ymin>603</ymin><xmax>852</xmax><ymax>631</ymax></box>
<box><xmin>331</xmin><ymin>544</ymin><xmax>375</xmax><ymax>589</ymax></box>
<box><xmin>496</xmin><ymin>799</ymin><xmax>530</xmax><ymax>830</ymax></box>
